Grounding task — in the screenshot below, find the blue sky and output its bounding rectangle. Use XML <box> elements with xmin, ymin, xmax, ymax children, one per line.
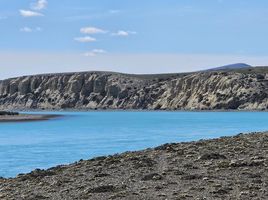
<box><xmin>1</xmin><ymin>0</ymin><xmax>268</xmax><ymax>78</ymax></box>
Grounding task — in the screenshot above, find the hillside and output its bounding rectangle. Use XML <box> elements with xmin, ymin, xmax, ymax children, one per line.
<box><xmin>205</xmin><ymin>63</ymin><xmax>252</xmax><ymax>71</ymax></box>
<box><xmin>0</xmin><ymin>67</ymin><xmax>267</xmax><ymax>110</ymax></box>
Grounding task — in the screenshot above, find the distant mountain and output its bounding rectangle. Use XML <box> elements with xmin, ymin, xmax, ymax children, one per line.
<box><xmin>206</xmin><ymin>63</ymin><xmax>252</xmax><ymax>71</ymax></box>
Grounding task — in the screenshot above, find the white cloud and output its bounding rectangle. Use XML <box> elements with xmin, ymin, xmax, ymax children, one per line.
<box><xmin>112</xmin><ymin>30</ymin><xmax>137</xmax><ymax>37</ymax></box>
<box><xmin>74</xmin><ymin>36</ymin><xmax>96</xmax><ymax>43</ymax></box>
<box><xmin>31</xmin><ymin>0</ymin><xmax>48</xmax><ymax>10</ymax></box>
<box><xmin>19</xmin><ymin>10</ymin><xmax>44</xmax><ymax>17</ymax></box>
<box><xmin>20</xmin><ymin>27</ymin><xmax>43</xmax><ymax>33</ymax></box>
<box><xmin>83</xmin><ymin>49</ymin><xmax>106</xmax><ymax>57</ymax></box>
<box><xmin>92</xmin><ymin>49</ymin><xmax>106</xmax><ymax>54</ymax></box>
<box><xmin>109</xmin><ymin>10</ymin><xmax>120</xmax><ymax>14</ymax></box>
<box><xmin>80</xmin><ymin>27</ymin><xmax>107</xmax><ymax>34</ymax></box>
<box><xmin>115</xmin><ymin>30</ymin><xmax>128</xmax><ymax>36</ymax></box>
<box><xmin>20</xmin><ymin>27</ymin><xmax>33</xmax><ymax>32</ymax></box>
<box><xmin>36</xmin><ymin>27</ymin><xmax>42</xmax><ymax>31</ymax></box>
<box><xmin>66</xmin><ymin>9</ymin><xmax>122</xmax><ymax>21</ymax></box>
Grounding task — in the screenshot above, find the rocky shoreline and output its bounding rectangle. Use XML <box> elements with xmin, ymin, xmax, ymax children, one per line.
<box><xmin>0</xmin><ymin>132</ymin><xmax>267</xmax><ymax>199</ymax></box>
<box><xmin>0</xmin><ymin>113</ymin><xmax>61</xmax><ymax>122</ymax></box>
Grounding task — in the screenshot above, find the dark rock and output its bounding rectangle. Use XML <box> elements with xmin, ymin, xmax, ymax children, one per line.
<box><xmin>27</xmin><ymin>169</ymin><xmax>56</xmax><ymax>178</ymax></box>
<box><xmin>181</xmin><ymin>174</ymin><xmax>202</xmax><ymax>180</ymax></box>
<box><xmin>256</xmin><ymin>74</ymin><xmax>265</xmax><ymax>80</ymax></box>
<box><xmin>229</xmin><ymin>160</ymin><xmax>248</xmax><ymax>167</ymax></box>
<box><xmin>141</xmin><ymin>173</ymin><xmax>163</xmax><ymax>181</ymax></box>
<box><xmin>131</xmin><ymin>156</ymin><xmax>155</xmax><ymax>168</ymax></box>
<box><xmin>95</xmin><ymin>173</ymin><xmax>110</xmax><ymax>178</ymax></box>
<box><xmin>198</xmin><ymin>153</ymin><xmax>227</xmax><ymax>160</ymax></box>
<box><xmin>248</xmin><ymin>159</ymin><xmax>265</xmax><ymax>167</ymax></box>
<box><xmin>212</xmin><ymin>188</ymin><xmax>232</xmax><ymax>195</ymax></box>
<box><xmin>88</xmin><ymin>185</ymin><xmax>117</xmax><ymax>193</ymax></box>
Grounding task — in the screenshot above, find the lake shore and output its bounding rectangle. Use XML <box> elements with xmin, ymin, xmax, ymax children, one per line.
<box><xmin>0</xmin><ymin>114</ymin><xmax>61</xmax><ymax>122</ymax></box>
<box><xmin>8</xmin><ymin>108</ymin><xmax>268</xmax><ymax>112</ymax></box>
<box><xmin>0</xmin><ymin>131</ymin><xmax>267</xmax><ymax>199</ymax></box>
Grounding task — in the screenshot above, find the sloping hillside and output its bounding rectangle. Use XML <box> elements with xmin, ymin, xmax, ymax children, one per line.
<box><xmin>0</xmin><ymin>67</ymin><xmax>267</xmax><ymax>110</ymax></box>
<box><xmin>205</xmin><ymin>63</ymin><xmax>252</xmax><ymax>71</ymax></box>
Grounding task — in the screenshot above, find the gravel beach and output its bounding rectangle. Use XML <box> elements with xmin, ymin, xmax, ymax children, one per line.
<box><xmin>0</xmin><ymin>132</ymin><xmax>267</xmax><ymax>199</ymax></box>
<box><xmin>0</xmin><ymin>114</ymin><xmax>61</xmax><ymax>122</ymax></box>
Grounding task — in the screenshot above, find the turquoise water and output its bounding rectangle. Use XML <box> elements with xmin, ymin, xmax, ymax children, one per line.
<box><xmin>1</xmin><ymin>111</ymin><xmax>268</xmax><ymax>178</ymax></box>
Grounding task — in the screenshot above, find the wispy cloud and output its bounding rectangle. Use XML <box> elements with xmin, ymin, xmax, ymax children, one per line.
<box><xmin>111</xmin><ymin>30</ymin><xmax>137</xmax><ymax>37</ymax></box>
<box><xmin>19</xmin><ymin>0</ymin><xmax>47</xmax><ymax>17</ymax></box>
<box><xmin>83</xmin><ymin>49</ymin><xmax>107</xmax><ymax>57</ymax></box>
<box><xmin>31</xmin><ymin>0</ymin><xmax>48</xmax><ymax>11</ymax></box>
<box><xmin>19</xmin><ymin>10</ymin><xmax>44</xmax><ymax>17</ymax></box>
<box><xmin>20</xmin><ymin>27</ymin><xmax>42</xmax><ymax>32</ymax></box>
<box><xmin>80</xmin><ymin>27</ymin><xmax>107</xmax><ymax>34</ymax></box>
<box><xmin>74</xmin><ymin>36</ymin><xmax>96</xmax><ymax>43</ymax></box>
<box><xmin>66</xmin><ymin>9</ymin><xmax>122</xmax><ymax>21</ymax></box>
<box><xmin>36</xmin><ymin>27</ymin><xmax>42</xmax><ymax>31</ymax></box>
<box><xmin>109</xmin><ymin>10</ymin><xmax>121</xmax><ymax>14</ymax></box>
<box><xmin>20</xmin><ymin>27</ymin><xmax>32</xmax><ymax>32</ymax></box>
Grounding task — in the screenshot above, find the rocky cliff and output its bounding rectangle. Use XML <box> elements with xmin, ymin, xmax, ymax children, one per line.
<box><xmin>0</xmin><ymin>67</ymin><xmax>267</xmax><ymax>110</ymax></box>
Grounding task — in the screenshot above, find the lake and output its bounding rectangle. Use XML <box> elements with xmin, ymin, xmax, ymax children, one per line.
<box><xmin>1</xmin><ymin>111</ymin><xmax>268</xmax><ymax>178</ymax></box>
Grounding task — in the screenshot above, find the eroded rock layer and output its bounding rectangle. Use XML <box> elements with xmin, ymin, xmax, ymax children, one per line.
<box><xmin>0</xmin><ymin>67</ymin><xmax>268</xmax><ymax>110</ymax></box>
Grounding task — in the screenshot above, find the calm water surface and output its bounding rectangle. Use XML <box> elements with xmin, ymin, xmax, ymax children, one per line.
<box><xmin>1</xmin><ymin>111</ymin><xmax>268</xmax><ymax>177</ymax></box>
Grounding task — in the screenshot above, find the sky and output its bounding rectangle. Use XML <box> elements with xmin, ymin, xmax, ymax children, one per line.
<box><xmin>1</xmin><ymin>0</ymin><xmax>268</xmax><ymax>79</ymax></box>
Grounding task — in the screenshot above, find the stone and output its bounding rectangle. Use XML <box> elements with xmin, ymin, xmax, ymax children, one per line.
<box><xmin>107</xmin><ymin>84</ymin><xmax>120</xmax><ymax>98</ymax></box>
<box><xmin>18</xmin><ymin>78</ymin><xmax>30</xmax><ymax>95</ymax></box>
<box><xmin>141</xmin><ymin>173</ymin><xmax>163</xmax><ymax>181</ymax></box>
<box><xmin>93</xmin><ymin>76</ymin><xmax>106</xmax><ymax>94</ymax></box>
<box><xmin>198</xmin><ymin>153</ymin><xmax>227</xmax><ymax>160</ymax></box>
<box><xmin>88</xmin><ymin>185</ymin><xmax>117</xmax><ymax>193</ymax></box>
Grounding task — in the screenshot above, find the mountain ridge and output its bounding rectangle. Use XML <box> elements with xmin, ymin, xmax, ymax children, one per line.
<box><xmin>205</xmin><ymin>63</ymin><xmax>252</xmax><ymax>71</ymax></box>
<box><xmin>0</xmin><ymin>67</ymin><xmax>267</xmax><ymax>110</ymax></box>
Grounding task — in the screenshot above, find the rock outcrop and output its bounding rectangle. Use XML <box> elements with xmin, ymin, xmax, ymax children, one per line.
<box><xmin>0</xmin><ymin>67</ymin><xmax>268</xmax><ymax>110</ymax></box>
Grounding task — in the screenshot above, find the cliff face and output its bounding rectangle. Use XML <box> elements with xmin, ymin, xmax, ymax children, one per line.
<box><xmin>0</xmin><ymin>68</ymin><xmax>267</xmax><ymax>110</ymax></box>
